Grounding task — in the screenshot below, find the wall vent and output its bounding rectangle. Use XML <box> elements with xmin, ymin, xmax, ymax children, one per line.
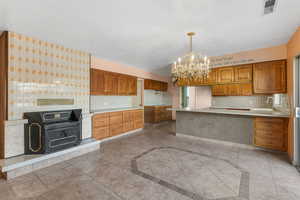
<box><xmin>263</xmin><ymin>0</ymin><xmax>277</xmax><ymax>15</ymax></box>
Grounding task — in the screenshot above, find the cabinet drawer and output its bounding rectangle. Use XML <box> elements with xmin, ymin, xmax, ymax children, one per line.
<box><xmin>93</xmin><ymin>114</ymin><xmax>108</xmax><ymax>128</ymax></box>
<box><xmin>123</xmin><ymin>121</ymin><xmax>134</xmax><ymax>132</ymax></box>
<box><xmin>255</xmin><ymin>130</ymin><xmax>284</xmax><ymax>140</ymax></box>
<box><xmin>110</xmin><ymin>124</ymin><xmax>123</xmax><ymax>136</ymax></box>
<box><xmin>109</xmin><ymin>112</ymin><xmax>123</xmax><ymax>125</ymax></box>
<box><xmin>93</xmin><ymin>126</ymin><xmax>109</xmax><ymax>140</ymax></box>
<box><xmin>255</xmin><ymin>118</ymin><xmax>285</xmax><ymax>131</ymax></box>
<box><xmin>254</xmin><ymin>136</ymin><xmax>285</xmax><ymax>151</ymax></box>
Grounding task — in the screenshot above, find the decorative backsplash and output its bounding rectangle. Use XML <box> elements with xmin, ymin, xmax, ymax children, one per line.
<box><xmin>7</xmin><ymin>32</ymin><xmax>90</xmax><ymax>120</ymax></box>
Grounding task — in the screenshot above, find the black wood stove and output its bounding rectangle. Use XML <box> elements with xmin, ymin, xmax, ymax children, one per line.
<box><xmin>24</xmin><ymin>109</ymin><xmax>82</xmax><ymax>154</ymax></box>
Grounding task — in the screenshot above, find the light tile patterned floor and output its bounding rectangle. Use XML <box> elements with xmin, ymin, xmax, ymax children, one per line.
<box><xmin>0</xmin><ymin>122</ymin><xmax>299</xmax><ymax>200</ymax></box>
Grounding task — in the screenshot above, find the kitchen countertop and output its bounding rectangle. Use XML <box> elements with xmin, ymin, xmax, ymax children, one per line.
<box><xmin>91</xmin><ymin>106</ymin><xmax>144</xmax><ymax>114</ymax></box>
<box><xmin>169</xmin><ymin>107</ymin><xmax>290</xmax><ymax>118</ymax></box>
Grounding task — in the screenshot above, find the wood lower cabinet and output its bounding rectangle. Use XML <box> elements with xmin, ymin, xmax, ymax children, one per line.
<box><xmin>144</xmin><ymin>106</ymin><xmax>172</xmax><ymax>123</ymax></box>
<box><xmin>92</xmin><ymin>113</ymin><xmax>109</xmax><ymax>140</ymax></box>
<box><xmin>92</xmin><ymin>109</ymin><xmax>144</xmax><ymax>140</ymax></box>
<box><xmin>253</xmin><ymin>60</ymin><xmax>286</xmax><ymax>94</ymax></box>
<box><xmin>254</xmin><ymin>117</ymin><xmax>288</xmax><ymax>151</ymax></box>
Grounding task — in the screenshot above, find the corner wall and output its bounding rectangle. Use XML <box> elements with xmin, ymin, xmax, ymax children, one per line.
<box><xmin>287</xmin><ymin>27</ymin><xmax>300</xmax><ymax>161</ymax></box>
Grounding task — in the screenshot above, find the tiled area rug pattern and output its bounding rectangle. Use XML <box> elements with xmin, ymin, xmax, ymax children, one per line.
<box><xmin>0</xmin><ymin>122</ymin><xmax>299</xmax><ymax>200</ymax></box>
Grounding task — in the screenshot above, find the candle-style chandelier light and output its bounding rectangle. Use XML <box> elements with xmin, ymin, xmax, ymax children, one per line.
<box><xmin>172</xmin><ymin>32</ymin><xmax>210</xmax><ymax>83</ymax></box>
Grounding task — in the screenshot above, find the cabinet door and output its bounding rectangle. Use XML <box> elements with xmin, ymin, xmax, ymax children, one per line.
<box><xmin>128</xmin><ymin>76</ymin><xmax>137</xmax><ymax>95</ymax></box>
<box><xmin>254</xmin><ymin>117</ymin><xmax>287</xmax><ymax>151</ymax></box>
<box><xmin>239</xmin><ymin>83</ymin><xmax>253</xmax><ymax>96</ymax></box>
<box><xmin>90</xmin><ymin>69</ymin><xmax>105</xmax><ymax>95</ymax></box>
<box><xmin>93</xmin><ymin>127</ymin><xmax>109</xmax><ymax>140</ymax></box>
<box><xmin>212</xmin><ymin>85</ymin><xmax>227</xmax><ymax>96</ymax></box>
<box><xmin>117</xmin><ymin>75</ymin><xmax>128</xmax><ymax>95</ymax></box>
<box><xmin>161</xmin><ymin>82</ymin><xmax>168</xmax><ymax>91</ymax></box>
<box><xmin>217</xmin><ymin>67</ymin><xmax>234</xmax><ymax>84</ymax></box>
<box><xmin>208</xmin><ymin>69</ymin><xmax>217</xmax><ymax>84</ymax></box>
<box><xmin>104</xmin><ymin>72</ymin><xmax>118</xmax><ymax>95</ymax></box>
<box><xmin>144</xmin><ymin>79</ymin><xmax>152</xmax><ymax>89</ymax></box>
<box><xmin>234</xmin><ymin>64</ymin><xmax>252</xmax><ymax>83</ymax></box>
<box><xmin>227</xmin><ymin>84</ymin><xmax>239</xmax><ymax>96</ymax></box>
<box><xmin>253</xmin><ymin>60</ymin><xmax>286</xmax><ymax>94</ymax></box>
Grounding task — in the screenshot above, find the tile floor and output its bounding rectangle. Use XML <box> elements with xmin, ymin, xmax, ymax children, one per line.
<box><xmin>0</xmin><ymin>122</ymin><xmax>299</xmax><ymax>200</ymax></box>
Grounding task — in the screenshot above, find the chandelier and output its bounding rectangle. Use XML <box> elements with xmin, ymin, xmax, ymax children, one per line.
<box><xmin>171</xmin><ymin>32</ymin><xmax>210</xmax><ymax>83</ymax></box>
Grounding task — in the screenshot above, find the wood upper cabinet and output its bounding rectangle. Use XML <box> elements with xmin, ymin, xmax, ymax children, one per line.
<box><xmin>128</xmin><ymin>76</ymin><xmax>137</xmax><ymax>95</ymax></box>
<box><xmin>118</xmin><ymin>75</ymin><xmax>129</xmax><ymax>95</ymax></box>
<box><xmin>91</xmin><ymin>69</ymin><xmax>105</xmax><ymax>95</ymax></box>
<box><xmin>212</xmin><ymin>85</ymin><xmax>227</xmax><ymax>96</ymax></box>
<box><xmin>217</xmin><ymin>67</ymin><xmax>234</xmax><ymax>84</ymax></box>
<box><xmin>208</xmin><ymin>69</ymin><xmax>217</xmax><ymax>84</ymax></box>
<box><xmin>253</xmin><ymin>60</ymin><xmax>287</xmax><ymax>94</ymax></box>
<box><xmin>239</xmin><ymin>83</ymin><xmax>253</xmax><ymax>96</ymax></box>
<box><xmin>234</xmin><ymin>64</ymin><xmax>252</xmax><ymax>83</ymax></box>
<box><xmin>91</xmin><ymin>69</ymin><xmax>137</xmax><ymax>96</ymax></box>
<box><xmin>254</xmin><ymin>117</ymin><xmax>288</xmax><ymax>151</ymax></box>
<box><xmin>144</xmin><ymin>79</ymin><xmax>168</xmax><ymax>91</ymax></box>
<box><xmin>104</xmin><ymin>72</ymin><xmax>118</xmax><ymax>95</ymax></box>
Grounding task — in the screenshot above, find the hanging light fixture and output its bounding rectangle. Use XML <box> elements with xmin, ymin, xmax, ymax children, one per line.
<box><xmin>171</xmin><ymin>32</ymin><xmax>210</xmax><ymax>83</ymax></box>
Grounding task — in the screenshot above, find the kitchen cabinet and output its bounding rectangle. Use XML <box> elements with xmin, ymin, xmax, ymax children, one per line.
<box><xmin>91</xmin><ymin>69</ymin><xmax>105</xmax><ymax>95</ymax></box>
<box><xmin>123</xmin><ymin>110</ymin><xmax>134</xmax><ymax>132</ymax></box>
<box><xmin>92</xmin><ymin>109</ymin><xmax>144</xmax><ymax>140</ymax></box>
<box><xmin>92</xmin><ymin>113</ymin><xmax>109</xmax><ymax>140</ymax></box>
<box><xmin>253</xmin><ymin>60</ymin><xmax>287</xmax><ymax>94</ymax></box>
<box><xmin>254</xmin><ymin>117</ymin><xmax>287</xmax><ymax>151</ymax></box>
<box><xmin>133</xmin><ymin>109</ymin><xmax>144</xmax><ymax>129</ymax></box>
<box><xmin>217</xmin><ymin>67</ymin><xmax>234</xmax><ymax>84</ymax></box>
<box><xmin>234</xmin><ymin>64</ymin><xmax>252</xmax><ymax>83</ymax></box>
<box><xmin>208</xmin><ymin>68</ymin><xmax>218</xmax><ymax>84</ymax></box>
<box><xmin>104</xmin><ymin>72</ymin><xmax>118</xmax><ymax>95</ymax></box>
<box><xmin>144</xmin><ymin>79</ymin><xmax>168</xmax><ymax>91</ymax></box>
<box><xmin>212</xmin><ymin>83</ymin><xmax>253</xmax><ymax>96</ymax></box>
<box><xmin>212</xmin><ymin>85</ymin><xmax>227</xmax><ymax>96</ymax></box>
<box><xmin>118</xmin><ymin>75</ymin><xmax>129</xmax><ymax>95</ymax></box>
<box><xmin>239</xmin><ymin>83</ymin><xmax>253</xmax><ymax>96</ymax></box>
<box><xmin>144</xmin><ymin>106</ymin><xmax>172</xmax><ymax>123</ymax></box>
<box><xmin>91</xmin><ymin>69</ymin><xmax>137</xmax><ymax>96</ymax></box>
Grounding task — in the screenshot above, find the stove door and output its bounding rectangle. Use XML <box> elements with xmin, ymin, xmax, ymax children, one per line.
<box><xmin>45</xmin><ymin>125</ymin><xmax>82</xmax><ymax>153</ymax></box>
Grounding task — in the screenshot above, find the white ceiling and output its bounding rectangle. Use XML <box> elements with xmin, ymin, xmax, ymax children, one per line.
<box><xmin>1</xmin><ymin>0</ymin><xmax>300</xmax><ymax>76</ymax></box>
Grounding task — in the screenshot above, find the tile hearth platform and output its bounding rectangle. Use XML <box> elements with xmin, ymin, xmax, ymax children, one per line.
<box><xmin>0</xmin><ymin>139</ymin><xmax>100</xmax><ymax>180</ymax></box>
<box><xmin>0</xmin><ymin>122</ymin><xmax>299</xmax><ymax>200</ymax></box>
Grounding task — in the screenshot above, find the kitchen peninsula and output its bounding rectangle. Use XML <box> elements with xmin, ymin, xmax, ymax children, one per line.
<box><xmin>172</xmin><ymin>107</ymin><xmax>289</xmax><ymax>151</ymax></box>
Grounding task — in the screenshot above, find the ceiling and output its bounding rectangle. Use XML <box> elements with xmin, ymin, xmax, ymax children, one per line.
<box><xmin>1</xmin><ymin>0</ymin><xmax>300</xmax><ymax>76</ymax></box>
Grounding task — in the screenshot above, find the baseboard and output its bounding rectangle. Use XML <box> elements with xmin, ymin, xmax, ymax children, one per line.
<box><xmin>99</xmin><ymin>128</ymin><xmax>143</xmax><ymax>143</ymax></box>
<box><xmin>176</xmin><ymin>133</ymin><xmax>256</xmax><ymax>150</ymax></box>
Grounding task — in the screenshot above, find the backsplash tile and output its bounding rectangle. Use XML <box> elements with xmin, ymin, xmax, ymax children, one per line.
<box><xmin>144</xmin><ymin>90</ymin><xmax>172</xmax><ymax>106</ymax></box>
<box><xmin>211</xmin><ymin>95</ymin><xmax>273</xmax><ymax>108</ymax></box>
<box><xmin>90</xmin><ymin>95</ymin><xmax>136</xmax><ymax>111</ymax></box>
<box><xmin>7</xmin><ymin>32</ymin><xmax>90</xmax><ymax>120</ymax></box>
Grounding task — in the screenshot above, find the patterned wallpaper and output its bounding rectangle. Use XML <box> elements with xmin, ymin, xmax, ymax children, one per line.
<box><xmin>7</xmin><ymin>32</ymin><xmax>90</xmax><ymax>120</ymax></box>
